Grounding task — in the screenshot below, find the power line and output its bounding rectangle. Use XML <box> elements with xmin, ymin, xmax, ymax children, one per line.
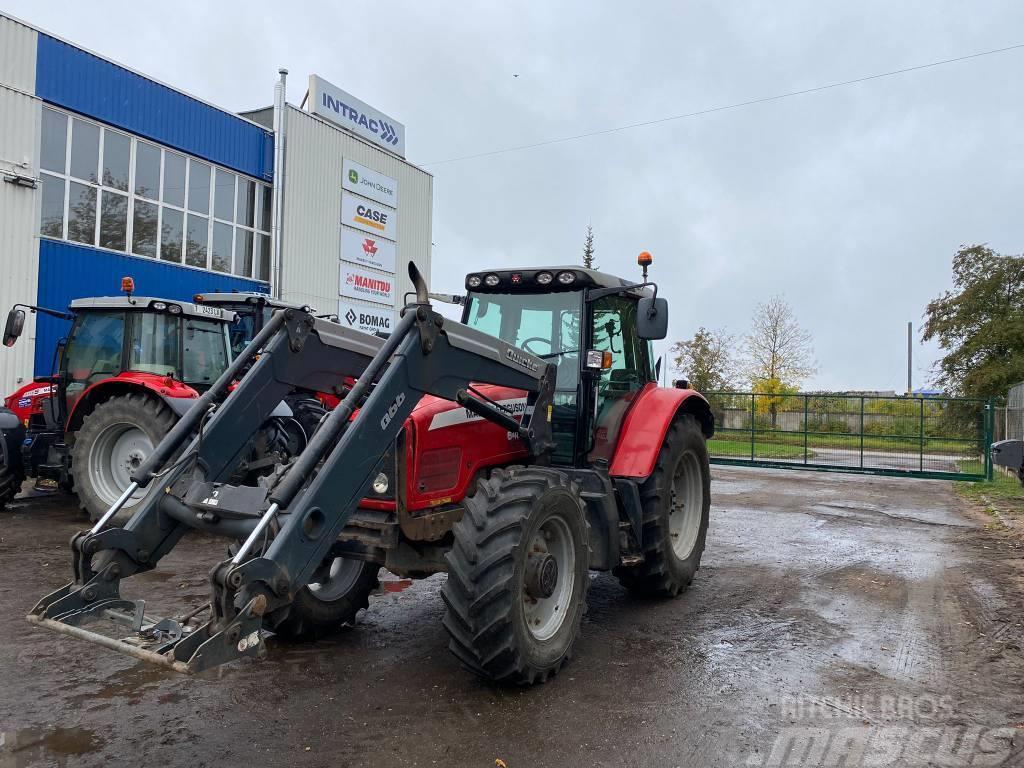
<box><xmin>421</xmin><ymin>42</ymin><xmax>1024</xmax><ymax>166</ymax></box>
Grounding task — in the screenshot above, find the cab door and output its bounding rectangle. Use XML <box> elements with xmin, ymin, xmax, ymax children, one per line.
<box><xmin>585</xmin><ymin>295</ymin><xmax>653</xmax><ymax>464</ymax></box>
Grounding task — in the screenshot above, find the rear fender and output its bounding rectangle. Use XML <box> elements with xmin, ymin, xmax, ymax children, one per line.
<box><xmin>66</xmin><ymin>373</ymin><xmax>199</xmax><ymax>433</ymax></box>
<box><xmin>608</xmin><ymin>384</ymin><xmax>714</xmax><ymax>480</ymax></box>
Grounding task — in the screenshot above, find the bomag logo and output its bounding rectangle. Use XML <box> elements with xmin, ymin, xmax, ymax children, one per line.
<box><xmin>349</xmin><ymin>169</ymin><xmax>359</xmax><ymax>184</ymax></box>
<box><xmin>354</xmin><ymin>204</ymin><xmax>388</xmax><ymax>231</ymax></box>
<box><xmin>506</xmin><ymin>348</ymin><xmax>539</xmax><ymax>373</ymax></box>
<box><xmin>380</xmin><ymin>391</ymin><xmax>406</xmax><ymax>430</ymax></box>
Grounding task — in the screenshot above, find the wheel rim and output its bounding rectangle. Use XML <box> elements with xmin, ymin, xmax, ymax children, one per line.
<box><xmin>669</xmin><ymin>449</ymin><xmax>704</xmax><ymax>560</ymax></box>
<box><xmin>88</xmin><ymin>422</ymin><xmax>153</xmax><ymax>508</ymax></box>
<box><xmin>308</xmin><ymin>557</ymin><xmax>363</xmax><ymax>602</ymax></box>
<box><xmin>522</xmin><ymin>514</ymin><xmax>576</xmax><ymax>642</ymax></box>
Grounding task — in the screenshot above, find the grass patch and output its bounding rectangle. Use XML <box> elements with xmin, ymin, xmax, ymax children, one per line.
<box><xmin>708</xmin><ymin>438</ymin><xmax>805</xmax><ymax>460</ymax></box>
<box><xmin>957</xmin><ymin>470</ymin><xmax>1024</xmax><ymax>530</ymax></box>
<box><xmin>712</xmin><ymin>428</ymin><xmax>980</xmax><ymax>457</ymax></box>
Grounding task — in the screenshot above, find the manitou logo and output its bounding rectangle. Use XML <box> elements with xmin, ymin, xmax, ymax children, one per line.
<box><xmin>362</xmin><ymin>239</ymin><xmax>377</xmax><ymax>256</ymax></box>
<box><xmin>345</xmin><ymin>273</ymin><xmax>392</xmax><ymax>293</ymax></box>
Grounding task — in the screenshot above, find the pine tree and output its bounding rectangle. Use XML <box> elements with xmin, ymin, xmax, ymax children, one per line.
<box><xmin>582</xmin><ymin>225</ymin><xmax>597</xmax><ymax>269</ymax></box>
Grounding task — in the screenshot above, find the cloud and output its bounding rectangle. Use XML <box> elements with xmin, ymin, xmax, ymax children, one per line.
<box><xmin>10</xmin><ymin>0</ymin><xmax>1023</xmax><ymax>391</ymax></box>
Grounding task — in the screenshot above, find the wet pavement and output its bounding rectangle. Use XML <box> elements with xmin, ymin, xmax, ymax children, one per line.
<box><xmin>1</xmin><ymin>467</ymin><xmax>1022</xmax><ymax>767</ymax></box>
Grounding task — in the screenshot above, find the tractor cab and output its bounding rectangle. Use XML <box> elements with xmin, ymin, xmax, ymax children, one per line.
<box><xmin>460</xmin><ymin>259</ymin><xmax>668</xmax><ymax>466</ymax></box>
<box><xmin>2</xmin><ymin>281</ymin><xmax>234</xmax><ymax>517</ymax></box>
<box><xmin>192</xmin><ymin>291</ymin><xmax>292</xmax><ymax>358</ymax></box>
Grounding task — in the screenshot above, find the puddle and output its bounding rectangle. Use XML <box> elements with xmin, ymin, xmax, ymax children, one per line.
<box><xmin>0</xmin><ymin>727</ymin><xmax>101</xmax><ymax>764</ymax></box>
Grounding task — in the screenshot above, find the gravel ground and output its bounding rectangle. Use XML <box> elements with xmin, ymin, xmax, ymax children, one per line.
<box><xmin>1</xmin><ymin>466</ymin><xmax>1022</xmax><ymax>767</ymax></box>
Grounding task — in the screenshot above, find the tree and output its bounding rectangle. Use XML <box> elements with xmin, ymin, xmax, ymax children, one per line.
<box><xmin>743</xmin><ymin>295</ymin><xmax>816</xmax><ymax>387</ymax></box>
<box><xmin>922</xmin><ymin>245</ymin><xmax>1024</xmax><ymax>399</ymax></box>
<box><xmin>582</xmin><ymin>225</ymin><xmax>597</xmax><ymax>269</ymax></box>
<box><xmin>743</xmin><ymin>296</ymin><xmax>815</xmax><ymax>426</ymax></box>
<box><xmin>670</xmin><ymin>327</ymin><xmax>737</xmax><ymax>393</ymax></box>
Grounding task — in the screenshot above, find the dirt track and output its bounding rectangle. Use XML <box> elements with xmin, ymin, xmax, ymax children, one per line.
<box><xmin>1</xmin><ymin>467</ymin><xmax>1022</xmax><ymax>767</ymax></box>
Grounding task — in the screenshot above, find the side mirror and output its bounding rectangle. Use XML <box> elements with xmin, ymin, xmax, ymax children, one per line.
<box><xmin>3</xmin><ymin>308</ymin><xmax>25</xmax><ymax>347</ymax></box>
<box><xmin>636</xmin><ymin>297</ymin><xmax>668</xmax><ymax>340</ymax></box>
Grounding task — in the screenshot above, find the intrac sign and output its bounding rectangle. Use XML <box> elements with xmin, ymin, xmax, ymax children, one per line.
<box><xmin>342</xmin><ymin>191</ymin><xmax>397</xmax><ymax>240</ymax></box>
<box><xmin>339</xmin><ymin>263</ymin><xmax>395</xmax><ymax>305</ymax></box>
<box><xmin>343</xmin><ymin>158</ymin><xmax>398</xmax><ymax>208</ymax></box>
<box><xmin>310</xmin><ymin>75</ymin><xmax>406</xmax><ymax>157</ymax></box>
<box><xmin>337</xmin><ymin>299</ymin><xmax>395</xmax><ymax>335</ymax></box>
<box><xmin>341</xmin><ymin>227</ymin><xmax>396</xmax><ymax>273</ymax></box>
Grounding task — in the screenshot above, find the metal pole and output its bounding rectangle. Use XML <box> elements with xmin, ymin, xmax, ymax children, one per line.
<box><xmin>750</xmin><ymin>392</ymin><xmax>756</xmax><ymax>461</ymax></box>
<box><xmin>270</xmin><ymin>68</ymin><xmax>288</xmax><ymax>299</ymax></box>
<box><xmin>907</xmin><ymin>321</ymin><xmax>913</xmax><ymax>395</ymax></box>
<box><xmin>919</xmin><ymin>397</ymin><xmax>925</xmax><ymax>472</ymax></box>
<box><xmin>986</xmin><ymin>398</ymin><xmax>994</xmax><ymax>481</ymax></box>
<box><xmin>860</xmin><ymin>397</ymin><xmax>865</xmax><ymax>469</ymax></box>
<box><xmin>803</xmin><ymin>394</ymin><xmax>808</xmax><ymax>465</ymax></box>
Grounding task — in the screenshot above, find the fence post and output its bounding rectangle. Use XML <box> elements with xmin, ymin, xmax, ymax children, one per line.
<box><xmin>750</xmin><ymin>392</ymin><xmax>756</xmax><ymax>461</ymax></box>
<box><xmin>803</xmin><ymin>394</ymin><xmax>809</xmax><ymax>465</ymax></box>
<box><xmin>986</xmin><ymin>398</ymin><xmax>994</xmax><ymax>481</ymax></box>
<box><xmin>859</xmin><ymin>397</ymin><xmax>865</xmax><ymax>469</ymax></box>
<box><xmin>919</xmin><ymin>397</ymin><xmax>925</xmax><ymax>472</ymax></box>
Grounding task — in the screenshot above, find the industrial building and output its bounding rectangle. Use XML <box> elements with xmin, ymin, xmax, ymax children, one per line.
<box><xmin>0</xmin><ymin>11</ymin><xmax>432</xmax><ymax>397</ymax></box>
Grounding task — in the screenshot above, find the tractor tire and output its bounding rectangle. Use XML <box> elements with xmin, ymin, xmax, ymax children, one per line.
<box><xmin>71</xmin><ymin>394</ymin><xmax>176</xmax><ymax>523</ymax></box>
<box><xmin>289</xmin><ymin>396</ymin><xmax>328</xmax><ymax>444</ymax></box>
<box><xmin>268</xmin><ymin>557</ymin><xmax>380</xmax><ymax>640</ymax></box>
<box><xmin>441</xmin><ymin>466</ymin><xmax>590</xmax><ymax>685</ymax></box>
<box><xmin>0</xmin><ymin>464</ymin><xmax>18</xmax><ymax>512</ymax></box>
<box><xmin>614</xmin><ymin>415</ymin><xmax>710</xmax><ymax>597</ymax></box>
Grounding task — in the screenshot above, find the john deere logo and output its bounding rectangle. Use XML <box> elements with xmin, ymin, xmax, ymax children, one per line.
<box><xmin>348</xmin><ymin>169</ymin><xmax>359</xmax><ymax>184</ymax></box>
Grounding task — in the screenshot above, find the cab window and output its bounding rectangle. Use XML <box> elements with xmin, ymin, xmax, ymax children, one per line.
<box><xmin>588</xmin><ymin>295</ymin><xmax>650</xmax><ymax>462</ymax></box>
<box><xmin>64</xmin><ymin>311</ymin><xmax>125</xmax><ymax>411</ymax></box>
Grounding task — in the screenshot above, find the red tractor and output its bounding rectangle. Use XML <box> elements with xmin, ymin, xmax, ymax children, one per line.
<box><xmin>30</xmin><ymin>256</ymin><xmax>715</xmax><ymax>684</ymax></box>
<box><xmin>1</xmin><ymin>280</ymin><xmax>300</xmax><ymax>520</ymax></box>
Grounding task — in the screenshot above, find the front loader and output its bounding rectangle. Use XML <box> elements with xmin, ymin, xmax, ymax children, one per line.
<box><xmin>29</xmin><ymin>257</ymin><xmax>714</xmax><ymax>684</ymax></box>
<box><xmin>29</xmin><ymin>264</ymin><xmax>561</xmax><ymax>673</ymax></box>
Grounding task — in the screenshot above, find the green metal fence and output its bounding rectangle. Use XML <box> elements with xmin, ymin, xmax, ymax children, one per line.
<box><xmin>704</xmin><ymin>392</ymin><xmax>994</xmax><ymax>481</ymax></box>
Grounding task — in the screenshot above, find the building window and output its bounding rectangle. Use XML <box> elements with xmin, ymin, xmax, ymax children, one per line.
<box><xmin>37</xmin><ymin>105</ymin><xmax>272</xmax><ymax>280</ymax></box>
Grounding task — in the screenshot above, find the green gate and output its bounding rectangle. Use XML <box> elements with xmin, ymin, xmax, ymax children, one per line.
<box><xmin>704</xmin><ymin>392</ymin><xmax>994</xmax><ymax>481</ymax></box>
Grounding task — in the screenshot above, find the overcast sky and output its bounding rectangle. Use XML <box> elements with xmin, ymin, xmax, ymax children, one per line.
<box><xmin>8</xmin><ymin>1</ymin><xmax>1023</xmax><ymax>391</ymax></box>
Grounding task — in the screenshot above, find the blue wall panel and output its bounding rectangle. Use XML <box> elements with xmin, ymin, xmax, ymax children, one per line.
<box><xmin>34</xmin><ymin>240</ymin><xmax>267</xmax><ymax>376</ymax></box>
<box><xmin>35</xmin><ymin>34</ymin><xmax>273</xmax><ymax>181</ymax></box>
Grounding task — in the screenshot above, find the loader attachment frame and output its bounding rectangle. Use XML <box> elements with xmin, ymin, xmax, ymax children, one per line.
<box><xmin>29</xmin><ymin>263</ymin><xmax>557</xmax><ymax>673</ymax></box>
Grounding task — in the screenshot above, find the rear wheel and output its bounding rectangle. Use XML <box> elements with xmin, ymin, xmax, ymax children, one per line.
<box><xmin>614</xmin><ymin>415</ymin><xmax>710</xmax><ymax>596</ymax></box>
<box><xmin>442</xmin><ymin>467</ymin><xmax>590</xmax><ymax>685</ymax></box>
<box><xmin>0</xmin><ymin>464</ymin><xmax>18</xmax><ymax>511</ymax></box>
<box><xmin>71</xmin><ymin>394</ymin><xmax>176</xmax><ymax>523</ymax></box>
<box><xmin>268</xmin><ymin>556</ymin><xmax>379</xmax><ymax>640</ymax></box>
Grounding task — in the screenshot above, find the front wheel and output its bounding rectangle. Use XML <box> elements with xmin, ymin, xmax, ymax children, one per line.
<box><xmin>71</xmin><ymin>394</ymin><xmax>175</xmax><ymax>523</ymax></box>
<box><xmin>614</xmin><ymin>415</ymin><xmax>710</xmax><ymax>596</ymax></box>
<box><xmin>442</xmin><ymin>467</ymin><xmax>590</xmax><ymax>685</ymax></box>
<box><xmin>267</xmin><ymin>556</ymin><xmax>380</xmax><ymax>640</ymax></box>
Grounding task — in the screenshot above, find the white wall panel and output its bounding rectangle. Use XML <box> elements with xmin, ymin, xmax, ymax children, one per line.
<box><xmin>0</xmin><ymin>87</ymin><xmax>41</xmax><ymax>395</ymax></box>
<box><xmin>279</xmin><ymin>106</ymin><xmax>432</xmax><ymax>317</ymax></box>
<box><xmin>0</xmin><ymin>14</ymin><xmax>37</xmax><ymax>94</ymax></box>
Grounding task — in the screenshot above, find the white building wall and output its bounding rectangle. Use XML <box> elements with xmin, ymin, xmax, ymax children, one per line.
<box><xmin>279</xmin><ymin>105</ymin><xmax>432</xmax><ymax>323</ymax></box>
<box><xmin>0</xmin><ymin>15</ymin><xmax>40</xmax><ymax>395</ymax></box>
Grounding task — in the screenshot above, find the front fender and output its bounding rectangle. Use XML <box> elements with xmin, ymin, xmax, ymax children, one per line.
<box><xmin>608</xmin><ymin>384</ymin><xmax>714</xmax><ymax>480</ymax></box>
<box><xmin>66</xmin><ymin>373</ymin><xmax>200</xmax><ymax>432</ymax></box>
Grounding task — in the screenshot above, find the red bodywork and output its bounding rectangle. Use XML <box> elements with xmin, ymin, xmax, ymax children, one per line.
<box><xmin>608</xmin><ymin>383</ymin><xmax>713</xmax><ymax>479</ymax></box>
<box><xmin>4</xmin><ymin>373</ymin><xmax>199</xmax><ymax>432</ymax></box>
<box><xmin>363</xmin><ymin>382</ymin><xmax>712</xmax><ymax>512</ymax></box>
<box><xmin>4</xmin><ymin>381</ymin><xmax>56</xmax><ymax>425</ymax></box>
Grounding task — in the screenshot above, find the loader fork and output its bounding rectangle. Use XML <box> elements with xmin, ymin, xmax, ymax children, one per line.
<box><xmin>29</xmin><ymin>263</ymin><xmax>557</xmax><ymax>673</ymax></box>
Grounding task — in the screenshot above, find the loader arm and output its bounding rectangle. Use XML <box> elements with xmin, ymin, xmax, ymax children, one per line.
<box><xmin>29</xmin><ymin>263</ymin><xmax>557</xmax><ymax>673</ymax></box>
